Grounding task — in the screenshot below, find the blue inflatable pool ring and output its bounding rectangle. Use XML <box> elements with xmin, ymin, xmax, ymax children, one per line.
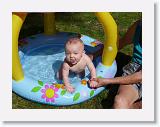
<box><xmin>12</xmin><ymin>32</ymin><xmax>117</xmax><ymax>106</ymax></box>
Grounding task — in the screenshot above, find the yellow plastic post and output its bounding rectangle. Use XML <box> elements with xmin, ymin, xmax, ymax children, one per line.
<box><xmin>44</xmin><ymin>13</ymin><xmax>56</xmax><ymax>35</ymax></box>
<box><xmin>95</xmin><ymin>12</ymin><xmax>118</xmax><ymax>66</ymax></box>
<box><xmin>12</xmin><ymin>12</ymin><xmax>27</xmax><ymax>81</ymax></box>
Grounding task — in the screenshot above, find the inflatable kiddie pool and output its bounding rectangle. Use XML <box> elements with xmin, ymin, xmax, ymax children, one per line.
<box><xmin>12</xmin><ymin>12</ymin><xmax>118</xmax><ymax>106</ymax></box>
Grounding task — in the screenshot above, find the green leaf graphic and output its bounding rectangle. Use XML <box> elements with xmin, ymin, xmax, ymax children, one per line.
<box><xmin>38</xmin><ymin>80</ymin><xmax>43</xmax><ymax>86</ymax></box>
<box><xmin>61</xmin><ymin>89</ymin><xmax>67</xmax><ymax>96</ymax></box>
<box><xmin>73</xmin><ymin>92</ymin><xmax>80</xmax><ymax>102</ymax></box>
<box><xmin>90</xmin><ymin>90</ymin><xmax>94</xmax><ymax>97</ymax></box>
<box><xmin>31</xmin><ymin>86</ymin><xmax>41</xmax><ymax>92</ymax></box>
<box><xmin>97</xmin><ymin>76</ymin><xmax>103</xmax><ymax>78</ymax></box>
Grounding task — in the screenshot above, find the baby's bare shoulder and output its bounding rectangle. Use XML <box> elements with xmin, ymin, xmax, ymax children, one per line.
<box><xmin>83</xmin><ymin>54</ymin><xmax>92</xmax><ymax>62</ymax></box>
<box><xmin>62</xmin><ymin>61</ymin><xmax>70</xmax><ymax>70</ymax></box>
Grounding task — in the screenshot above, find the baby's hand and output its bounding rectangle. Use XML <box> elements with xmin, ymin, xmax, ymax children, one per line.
<box><xmin>65</xmin><ymin>84</ymin><xmax>75</xmax><ymax>93</ymax></box>
<box><xmin>89</xmin><ymin>79</ymin><xmax>98</xmax><ymax>88</ymax></box>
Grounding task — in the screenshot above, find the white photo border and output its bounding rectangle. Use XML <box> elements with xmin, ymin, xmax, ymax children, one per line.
<box><xmin>0</xmin><ymin>0</ymin><xmax>154</xmax><ymax>121</ymax></box>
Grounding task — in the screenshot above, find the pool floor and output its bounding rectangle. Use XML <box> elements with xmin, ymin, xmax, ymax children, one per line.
<box><xmin>21</xmin><ymin>44</ymin><xmax>90</xmax><ymax>85</ymax></box>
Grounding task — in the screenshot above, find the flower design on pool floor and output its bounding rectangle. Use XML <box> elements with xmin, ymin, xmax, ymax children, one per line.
<box><xmin>81</xmin><ymin>79</ymin><xmax>87</xmax><ymax>85</ymax></box>
<box><xmin>54</xmin><ymin>83</ymin><xmax>65</xmax><ymax>89</ymax></box>
<box><xmin>41</xmin><ymin>84</ymin><xmax>59</xmax><ymax>102</ymax></box>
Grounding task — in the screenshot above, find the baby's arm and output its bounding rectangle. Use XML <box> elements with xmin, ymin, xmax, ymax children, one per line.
<box><xmin>85</xmin><ymin>55</ymin><xmax>98</xmax><ymax>88</ymax></box>
<box><xmin>62</xmin><ymin>62</ymin><xmax>75</xmax><ymax>93</ymax></box>
<box><xmin>86</xmin><ymin>55</ymin><xmax>96</xmax><ymax>79</ymax></box>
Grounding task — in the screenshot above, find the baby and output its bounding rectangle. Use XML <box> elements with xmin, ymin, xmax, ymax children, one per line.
<box><xmin>57</xmin><ymin>37</ymin><xmax>97</xmax><ymax>93</ymax></box>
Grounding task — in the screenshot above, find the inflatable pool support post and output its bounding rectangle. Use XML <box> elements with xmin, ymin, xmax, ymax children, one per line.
<box><xmin>12</xmin><ymin>13</ymin><xmax>57</xmax><ymax>81</ymax></box>
<box><xmin>12</xmin><ymin>12</ymin><xmax>27</xmax><ymax>81</ymax></box>
<box><xmin>95</xmin><ymin>12</ymin><xmax>118</xmax><ymax>77</ymax></box>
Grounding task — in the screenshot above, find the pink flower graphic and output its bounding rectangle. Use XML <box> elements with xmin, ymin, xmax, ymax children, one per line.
<box><xmin>41</xmin><ymin>84</ymin><xmax>59</xmax><ymax>102</ymax></box>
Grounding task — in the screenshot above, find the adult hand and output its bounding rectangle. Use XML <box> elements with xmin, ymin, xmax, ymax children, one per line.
<box><xmin>89</xmin><ymin>78</ymin><xmax>109</xmax><ymax>88</ymax></box>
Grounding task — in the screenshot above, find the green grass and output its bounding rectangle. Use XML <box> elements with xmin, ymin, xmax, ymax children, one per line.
<box><xmin>13</xmin><ymin>12</ymin><xmax>142</xmax><ymax>109</ymax></box>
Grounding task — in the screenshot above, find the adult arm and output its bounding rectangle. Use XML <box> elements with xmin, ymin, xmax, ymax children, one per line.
<box><xmin>118</xmin><ymin>20</ymin><xmax>140</xmax><ymax>50</ymax></box>
<box><xmin>90</xmin><ymin>70</ymin><xmax>142</xmax><ymax>87</ymax></box>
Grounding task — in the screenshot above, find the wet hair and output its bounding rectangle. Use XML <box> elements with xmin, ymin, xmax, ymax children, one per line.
<box><xmin>65</xmin><ymin>37</ymin><xmax>84</xmax><ymax>48</ymax></box>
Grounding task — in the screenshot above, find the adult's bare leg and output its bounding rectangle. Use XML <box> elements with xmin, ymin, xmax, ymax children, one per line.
<box><xmin>130</xmin><ymin>100</ymin><xmax>142</xmax><ymax>109</ymax></box>
<box><xmin>113</xmin><ymin>84</ymin><xmax>139</xmax><ymax>109</ymax></box>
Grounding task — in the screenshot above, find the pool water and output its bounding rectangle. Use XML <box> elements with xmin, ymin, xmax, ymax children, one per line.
<box><xmin>21</xmin><ymin>44</ymin><xmax>90</xmax><ymax>86</ymax></box>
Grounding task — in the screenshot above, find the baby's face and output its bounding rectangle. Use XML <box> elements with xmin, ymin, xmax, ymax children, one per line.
<box><xmin>65</xmin><ymin>42</ymin><xmax>84</xmax><ymax>65</ymax></box>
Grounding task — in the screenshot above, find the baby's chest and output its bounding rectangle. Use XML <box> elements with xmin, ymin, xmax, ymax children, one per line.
<box><xmin>70</xmin><ymin>62</ymin><xmax>87</xmax><ymax>72</ymax></box>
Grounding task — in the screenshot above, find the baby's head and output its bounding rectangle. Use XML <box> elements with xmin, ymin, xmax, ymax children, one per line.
<box><xmin>65</xmin><ymin>38</ymin><xmax>84</xmax><ymax>65</ymax></box>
